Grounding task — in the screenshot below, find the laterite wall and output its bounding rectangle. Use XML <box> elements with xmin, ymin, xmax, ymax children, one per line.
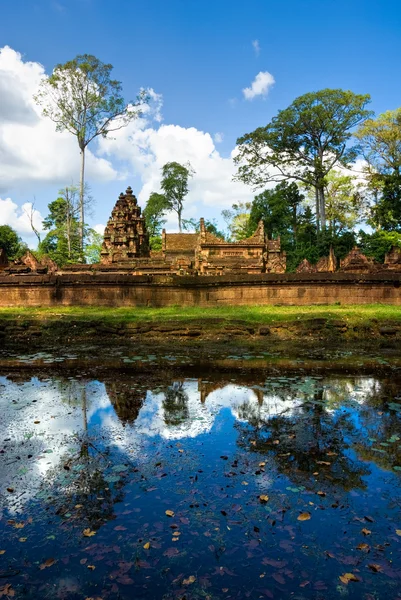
<box><xmin>0</xmin><ymin>272</ymin><xmax>400</xmax><ymax>306</ymax></box>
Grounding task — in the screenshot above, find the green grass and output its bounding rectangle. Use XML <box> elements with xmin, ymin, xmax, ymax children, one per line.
<box><xmin>1</xmin><ymin>304</ymin><xmax>401</xmax><ymax>327</ymax></box>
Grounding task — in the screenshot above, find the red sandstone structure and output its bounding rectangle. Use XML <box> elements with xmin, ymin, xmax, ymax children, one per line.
<box><xmin>0</xmin><ymin>186</ymin><xmax>401</xmax><ymax>306</ymax></box>
<box><xmin>96</xmin><ymin>187</ymin><xmax>287</xmax><ymax>275</ymax></box>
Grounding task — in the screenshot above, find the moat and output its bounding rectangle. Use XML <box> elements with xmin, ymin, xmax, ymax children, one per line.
<box><xmin>1</xmin><ymin>362</ymin><xmax>401</xmax><ymax>599</ymax></box>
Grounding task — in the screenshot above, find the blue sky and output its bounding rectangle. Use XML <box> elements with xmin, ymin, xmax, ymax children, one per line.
<box><xmin>0</xmin><ymin>0</ymin><xmax>400</xmax><ymax>242</ymax></box>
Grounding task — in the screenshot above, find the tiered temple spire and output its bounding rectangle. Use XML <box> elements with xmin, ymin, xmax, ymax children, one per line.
<box><xmin>100</xmin><ymin>186</ymin><xmax>150</xmax><ymax>264</ymax></box>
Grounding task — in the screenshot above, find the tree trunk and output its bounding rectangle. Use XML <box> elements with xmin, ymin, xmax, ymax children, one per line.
<box><xmin>178</xmin><ymin>209</ymin><xmax>182</xmax><ymax>233</ymax></box>
<box><xmin>79</xmin><ymin>148</ymin><xmax>85</xmax><ymax>258</ymax></box>
<box><xmin>315</xmin><ymin>187</ymin><xmax>320</xmax><ymax>233</ymax></box>
<box><xmin>318</xmin><ymin>186</ymin><xmax>326</xmax><ymax>230</ymax></box>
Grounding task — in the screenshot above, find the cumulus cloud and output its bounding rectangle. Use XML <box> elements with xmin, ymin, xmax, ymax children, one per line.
<box><xmin>98</xmin><ymin>119</ymin><xmax>254</xmax><ymax>228</ymax></box>
<box><xmin>252</xmin><ymin>39</ymin><xmax>261</xmax><ymax>57</ymax></box>
<box><xmin>0</xmin><ymin>46</ymin><xmax>118</xmax><ymax>194</ymax></box>
<box><xmin>0</xmin><ymin>45</ymin><xmax>255</xmax><ymax>235</ymax></box>
<box><xmin>0</xmin><ymin>197</ymin><xmax>44</xmax><ymax>239</ymax></box>
<box><xmin>243</xmin><ymin>71</ymin><xmax>275</xmax><ymax>100</ymax></box>
<box><xmin>93</xmin><ymin>223</ymin><xmax>106</xmax><ymax>235</ymax></box>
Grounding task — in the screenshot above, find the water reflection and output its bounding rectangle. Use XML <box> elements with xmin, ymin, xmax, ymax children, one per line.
<box><xmin>1</xmin><ymin>371</ymin><xmax>401</xmax><ymax>599</ymax></box>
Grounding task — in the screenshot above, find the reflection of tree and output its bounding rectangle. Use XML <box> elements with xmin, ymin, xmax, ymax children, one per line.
<box><xmin>351</xmin><ymin>377</ymin><xmax>401</xmax><ymax>472</ymax></box>
<box><xmin>163</xmin><ymin>381</ymin><xmax>189</xmax><ymax>426</ymax></box>
<box><xmin>237</xmin><ymin>378</ymin><xmax>370</xmax><ymax>492</ymax></box>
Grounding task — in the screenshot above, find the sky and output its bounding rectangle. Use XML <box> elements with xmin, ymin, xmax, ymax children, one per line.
<box><xmin>0</xmin><ymin>0</ymin><xmax>401</xmax><ymax>245</ymax></box>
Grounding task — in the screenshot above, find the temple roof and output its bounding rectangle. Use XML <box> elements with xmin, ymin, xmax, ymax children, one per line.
<box><xmin>164</xmin><ymin>233</ymin><xmax>198</xmax><ymax>251</ymax></box>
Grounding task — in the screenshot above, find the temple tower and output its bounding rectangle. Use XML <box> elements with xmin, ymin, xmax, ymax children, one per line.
<box><xmin>100</xmin><ymin>187</ymin><xmax>150</xmax><ymax>264</ymax></box>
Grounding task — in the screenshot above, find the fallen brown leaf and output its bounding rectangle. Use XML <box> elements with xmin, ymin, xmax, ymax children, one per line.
<box><xmin>182</xmin><ymin>575</ymin><xmax>196</xmax><ymax>585</ymax></box>
<box><xmin>297</xmin><ymin>512</ymin><xmax>311</xmax><ymax>521</ymax></box>
<box><xmin>83</xmin><ymin>528</ymin><xmax>96</xmax><ymax>537</ymax></box>
<box><xmin>339</xmin><ymin>572</ymin><xmax>360</xmax><ymax>584</ymax></box>
<box><xmin>165</xmin><ymin>510</ymin><xmax>175</xmax><ymax>517</ymax></box>
<box><xmin>39</xmin><ymin>558</ymin><xmax>56</xmax><ymax>570</ymax></box>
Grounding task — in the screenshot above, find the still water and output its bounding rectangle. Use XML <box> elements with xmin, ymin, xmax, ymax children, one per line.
<box><xmin>1</xmin><ymin>371</ymin><xmax>401</xmax><ymax>599</ymax></box>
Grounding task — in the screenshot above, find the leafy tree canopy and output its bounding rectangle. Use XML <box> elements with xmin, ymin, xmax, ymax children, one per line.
<box><xmin>160</xmin><ymin>162</ymin><xmax>194</xmax><ymax>232</ymax></box>
<box><xmin>0</xmin><ymin>225</ymin><xmax>25</xmax><ymax>259</ymax></box>
<box><xmin>235</xmin><ymin>88</ymin><xmax>372</xmax><ymax>230</ymax></box>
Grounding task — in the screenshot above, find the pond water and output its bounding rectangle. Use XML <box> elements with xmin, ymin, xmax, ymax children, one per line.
<box><xmin>1</xmin><ymin>370</ymin><xmax>401</xmax><ymax>599</ymax></box>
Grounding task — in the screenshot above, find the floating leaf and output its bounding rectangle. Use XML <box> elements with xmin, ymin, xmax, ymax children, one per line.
<box><xmin>317</xmin><ymin>491</ymin><xmax>326</xmax><ymax>497</ymax></box>
<box><xmin>259</xmin><ymin>495</ymin><xmax>269</xmax><ymax>503</ymax></box>
<box><xmin>368</xmin><ymin>563</ymin><xmax>382</xmax><ymax>572</ymax></box>
<box><xmin>361</xmin><ymin>528</ymin><xmax>371</xmax><ymax>536</ymax></box>
<box><xmin>357</xmin><ymin>543</ymin><xmax>370</xmax><ymax>552</ymax></box>
<box><xmin>396</xmin><ymin>529</ymin><xmax>401</xmax><ymax>536</ymax></box>
<box><xmin>87</xmin><ymin>565</ymin><xmax>96</xmax><ymax>570</ymax></box>
<box><xmin>19</xmin><ymin>537</ymin><xmax>27</xmax><ymax>542</ymax></box>
<box><xmin>143</xmin><ymin>542</ymin><xmax>150</xmax><ymax>550</ymax></box>
<box><xmin>297</xmin><ymin>512</ymin><xmax>311</xmax><ymax>521</ymax></box>
<box><xmin>83</xmin><ymin>528</ymin><xmax>96</xmax><ymax>537</ymax></box>
<box><xmin>0</xmin><ymin>550</ymin><xmax>5</xmax><ymax>555</ymax></box>
<box><xmin>39</xmin><ymin>558</ymin><xmax>56</xmax><ymax>570</ymax></box>
<box><xmin>339</xmin><ymin>572</ymin><xmax>360</xmax><ymax>584</ymax></box>
<box><xmin>165</xmin><ymin>510</ymin><xmax>174</xmax><ymax>517</ymax></box>
<box><xmin>182</xmin><ymin>575</ymin><xmax>196</xmax><ymax>585</ymax></box>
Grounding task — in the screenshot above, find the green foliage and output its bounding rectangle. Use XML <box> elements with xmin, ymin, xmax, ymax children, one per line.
<box><xmin>247</xmin><ymin>182</ymin><xmax>304</xmax><ymax>241</ymax></box>
<box><xmin>222</xmin><ymin>202</ymin><xmax>252</xmax><ymax>240</ymax></box>
<box><xmin>143</xmin><ymin>192</ymin><xmax>169</xmax><ymax>241</ymax></box>
<box><xmin>235</xmin><ymin>88</ymin><xmax>372</xmax><ymax>230</ymax></box>
<box><xmin>359</xmin><ymin>230</ymin><xmax>401</xmax><ymax>263</ymax></box>
<box><xmin>355</xmin><ymin>107</ymin><xmax>401</xmax><ymax>175</ymax></box>
<box><xmin>85</xmin><ymin>229</ymin><xmax>103</xmax><ymax>264</ymax></box>
<box><xmin>182</xmin><ymin>218</ymin><xmax>225</xmax><ymax>239</ymax></box>
<box><xmin>0</xmin><ymin>225</ymin><xmax>26</xmax><ymax>259</ymax></box>
<box><xmin>160</xmin><ymin>162</ymin><xmax>195</xmax><ymax>232</ymax></box>
<box><xmin>368</xmin><ymin>173</ymin><xmax>401</xmax><ymax>231</ymax></box>
<box><xmin>39</xmin><ymin>192</ymin><xmax>81</xmax><ymax>265</ymax></box>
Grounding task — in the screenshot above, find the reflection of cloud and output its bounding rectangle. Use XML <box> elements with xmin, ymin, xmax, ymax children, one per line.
<box><xmin>0</xmin><ymin>375</ymin><xmax>381</xmax><ymax>512</ymax></box>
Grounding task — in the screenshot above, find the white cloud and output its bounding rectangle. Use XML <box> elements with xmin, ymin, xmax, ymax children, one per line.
<box><xmin>214</xmin><ymin>132</ymin><xmax>224</xmax><ymax>144</ymax></box>
<box><xmin>252</xmin><ymin>39</ymin><xmax>261</xmax><ymax>57</ymax></box>
<box><xmin>0</xmin><ymin>46</ymin><xmax>118</xmax><ymax>194</ymax></box>
<box><xmin>0</xmin><ymin>197</ymin><xmax>44</xmax><ymax>239</ymax></box>
<box><xmin>98</xmin><ymin>120</ymin><xmax>254</xmax><ymax>228</ymax></box>
<box><xmin>93</xmin><ymin>223</ymin><xmax>106</xmax><ymax>235</ymax></box>
<box><xmin>243</xmin><ymin>71</ymin><xmax>275</xmax><ymax>100</ymax></box>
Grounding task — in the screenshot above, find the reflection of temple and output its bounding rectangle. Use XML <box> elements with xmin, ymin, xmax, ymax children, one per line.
<box><xmin>105</xmin><ymin>380</ymin><xmax>146</xmax><ymax>425</ymax></box>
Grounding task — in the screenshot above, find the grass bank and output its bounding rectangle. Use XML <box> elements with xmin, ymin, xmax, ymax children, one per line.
<box><xmin>1</xmin><ymin>304</ymin><xmax>401</xmax><ymax>327</ymax></box>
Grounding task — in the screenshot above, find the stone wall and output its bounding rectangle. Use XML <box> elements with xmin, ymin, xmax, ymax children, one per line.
<box><xmin>0</xmin><ymin>272</ymin><xmax>400</xmax><ymax>306</ymax></box>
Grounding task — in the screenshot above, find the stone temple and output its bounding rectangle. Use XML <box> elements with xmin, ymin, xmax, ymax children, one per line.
<box><xmin>98</xmin><ymin>187</ymin><xmax>286</xmax><ymax>274</ymax></box>
<box><xmin>100</xmin><ymin>186</ymin><xmax>149</xmax><ymax>264</ymax></box>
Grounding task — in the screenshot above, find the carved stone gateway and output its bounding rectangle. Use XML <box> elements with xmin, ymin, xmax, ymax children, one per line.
<box><xmin>340</xmin><ymin>247</ymin><xmax>378</xmax><ymax>273</ymax></box>
<box><xmin>100</xmin><ymin>187</ymin><xmax>150</xmax><ymax>264</ymax></box>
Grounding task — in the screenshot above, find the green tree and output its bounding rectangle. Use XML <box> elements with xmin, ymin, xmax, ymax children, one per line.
<box><xmin>40</xmin><ymin>194</ymin><xmax>81</xmax><ymax>265</ymax></box>
<box><xmin>34</xmin><ymin>54</ymin><xmax>147</xmax><ymax>253</ymax></box>
<box><xmin>315</xmin><ymin>170</ymin><xmax>365</xmax><ymax>234</ymax></box>
<box><xmin>248</xmin><ymin>182</ymin><xmax>304</xmax><ymax>242</ymax></box>
<box><xmin>355</xmin><ymin>109</ymin><xmax>401</xmax><ymax>231</ymax></box>
<box><xmin>160</xmin><ymin>162</ymin><xmax>194</xmax><ymax>232</ymax></box>
<box><xmin>0</xmin><ymin>225</ymin><xmax>25</xmax><ymax>259</ymax></box>
<box><xmin>84</xmin><ymin>229</ymin><xmax>103</xmax><ymax>263</ymax></box>
<box><xmin>359</xmin><ymin>229</ymin><xmax>401</xmax><ymax>262</ymax></box>
<box><xmin>222</xmin><ymin>201</ymin><xmax>252</xmax><ymax>240</ymax></box>
<box><xmin>182</xmin><ymin>217</ymin><xmax>225</xmax><ymax>239</ymax></box>
<box><xmin>143</xmin><ymin>192</ymin><xmax>169</xmax><ymax>249</ymax></box>
<box><xmin>235</xmin><ymin>88</ymin><xmax>372</xmax><ymax>232</ymax></box>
